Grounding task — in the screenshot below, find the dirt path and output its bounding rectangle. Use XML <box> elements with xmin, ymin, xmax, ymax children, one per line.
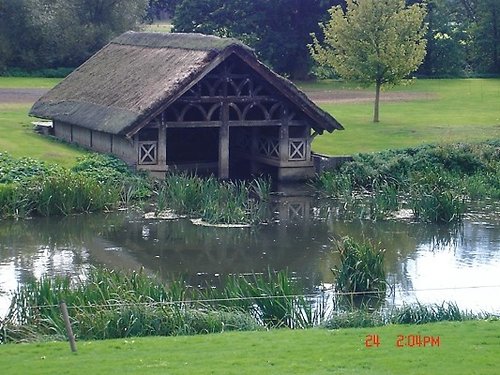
<box><xmin>302</xmin><ymin>89</ymin><xmax>433</xmax><ymax>104</ymax></box>
<box><xmin>0</xmin><ymin>88</ymin><xmax>48</xmax><ymax>103</ymax></box>
<box><xmin>0</xmin><ymin>87</ymin><xmax>432</xmax><ymax>105</ymax></box>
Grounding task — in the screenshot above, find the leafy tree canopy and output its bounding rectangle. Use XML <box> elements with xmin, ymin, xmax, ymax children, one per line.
<box><xmin>0</xmin><ymin>0</ymin><xmax>148</xmax><ymax>71</ymax></box>
<box><xmin>310</xmin><ymin>0</ymin><xmax>427</xmax><ymax>122</ymax></box>
<box><xmin>173</xmin><ymin>0</ymin><xmax>342</xmax><ymax>79</ymax></box>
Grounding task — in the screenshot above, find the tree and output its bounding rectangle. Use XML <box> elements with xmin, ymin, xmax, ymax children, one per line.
<box><xmin>470</xmin><ymin>0</ymin><xmax>500</xmax><ymax>73</ymax></box>
<box><xmin>173</xmin><ymin>0</ymin><xmax>342</xmax><ymax>80</ymax></box>
<box><xmin>310</xmin><ymin>0</ymin><xmax>427</xmax><ymax>122</ymax></box>
<box><xmin>417</xmin><ymin>0</ymin><xmax>468</xmax><ymax>77</ymax></box>
<box><xmin>0</xmin><ymin>0</ymin><xmax>148</xmax><ymax>71</ymax></box>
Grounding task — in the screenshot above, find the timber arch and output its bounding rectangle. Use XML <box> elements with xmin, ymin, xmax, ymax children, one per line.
<box><xmin>30</xmin><ymin>32</ymin><xmax>343</xmax><ymax>181</ymax></box>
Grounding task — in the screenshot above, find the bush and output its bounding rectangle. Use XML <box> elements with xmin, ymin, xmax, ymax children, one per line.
<box><xmin>1</xmin><ymin>67</ymin><xmax>73</xmax><ymax>78</ymax></box>
<box><xmin>315</xmin><ymin>141</ymin><xmax>500</xmax><ymax>222</ymax></box>
<box><xmin>0</xmin><ymin>152</ymin><xmax>150</xmax><ymax>218</ymax></box>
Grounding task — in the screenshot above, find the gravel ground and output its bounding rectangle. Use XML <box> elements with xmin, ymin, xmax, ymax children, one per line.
<box><xmin>0</xmin><ymin>88</ymin><xmax>49</xmax><ymax>103</ymax></box>
<box><xmin>0</xmin><ymin>87</ymin><xmax>431</xmax><ymax>105</ymax></box>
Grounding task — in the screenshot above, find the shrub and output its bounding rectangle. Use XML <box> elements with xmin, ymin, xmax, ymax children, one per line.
<box><xmin>0</xmin><ymin>153</ymin><xmax>150</xmax><ymax>218</ymax></box>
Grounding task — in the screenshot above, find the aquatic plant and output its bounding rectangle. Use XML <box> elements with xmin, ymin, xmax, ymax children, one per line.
<box><xmin>409</xmin><ymin>171</ymin><xmax>466</xmax><ymax>223</ymax></box>
<box><xmin>331</xmin><ymin>237</ymin><xmax>387</xmax><ymax>297</ymax></box>
<box><xmin>390</xmin><ymin>302</ymin><xmax>483</xmax><ymax>324</ymax></box>
<box><xmin>322</xmin><ymin>309</ymin><xmax>385</xmax><ymax>329</ymax></box>
<box><xmin>1</xmin><ymin>268</ymin><xmax>321</xmax><ymax>343</ymax></box>
<box><xmin>1</xmin><ymin>267</ymin><xmax>261</xmax><ymax>342</ymax></box>
<box><xmin>0</xmin><ymin>153</ymin><xmax>151</xmax><ymax>219</ymax></box>
<box><xmin>204</xmin><ymin>270</ymin><xmax>323</xmax><ymax>329</ymax></box>
<box><xmin>1</xmin><ymin>267</ymin><xmax>492</xmax><ymax>344</ymax></box>
<box><xmin>157</xmin><ymin>173</ymin><xmax>271</xmax><ymax>225</ymax></box>
<box><xmin>315</xmin><ymin>171</ymin><xmax>353</xmax><ymax>197</ymax></box>
<box><xmin>314</xmin><ymin>141</ymin><xmax>498</xmax><ymax>223</ymax></box>
<box><xmin>321</xmin><ymin>301</ymin><xmax>489</xmax><ymax>329</ymax></box>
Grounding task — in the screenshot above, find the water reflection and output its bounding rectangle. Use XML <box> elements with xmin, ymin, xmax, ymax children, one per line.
<box><xmin>0</xmin><ymin>198</ymin><xmax>499</xmax><ymax>317</ymax></box>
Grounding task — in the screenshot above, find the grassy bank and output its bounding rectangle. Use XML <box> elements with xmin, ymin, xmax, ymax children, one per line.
<box><xmin>315</xmin><ymin>140</ymin><xmax>500</xmax><ymax>222</ymax></box>
<box><xmin>1</xmin><ymin>266</ymin><xmax>488</xmax><ymax>344</ymax></box>
<box><xmin>302</xmin><ymin>78</ymin><xmax>500</xmax><ymax>155</ymax></box>
<box><xmin>1</xmin><ymin>78</ymin><xmax>499</xmax><ymax>166</ymax></box>
<box><xmin>0</xmin><ymin>153</ymin><xmax>150</xmax><ymax>218</ymax></box>
<box><xmin>0</xmin><ymin>320</ymin><xmax>498</xmax><ymax>374</ymax></box>
<box><xmin>0</xmin><ymin>77</ymin><xmax>83</xmax><ymax>167</ymax></box>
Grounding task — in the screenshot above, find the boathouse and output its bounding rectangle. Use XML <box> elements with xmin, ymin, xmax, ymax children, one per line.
<box><xmin>30</xmin><ymin>32</ymin><xmax>343</xmax><ymax>180</ymax></box>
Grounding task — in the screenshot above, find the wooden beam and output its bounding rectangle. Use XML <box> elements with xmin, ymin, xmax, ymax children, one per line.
<box><xmin>177</xmin><ymin>96</ymin><xmax>277</xmax><ymax>104</ymax></box>
<box><xmin>165</xmin><ymin>121</ymin><xmax>222</xmax><ymax>128</ymax></box>
<box><xmin>219</xmin><ymin>102</ymin><xmax>230</xmax><ymax>179</ymax></box>
<box><xmin>158</xmin><ymin>122</ymin><xmax>167</xmax><ymax>168</ymax></box>
<box><xmin>279</xmin><ymin>112</ymin><xmax>289</xmax><ymax>163</ymax></box>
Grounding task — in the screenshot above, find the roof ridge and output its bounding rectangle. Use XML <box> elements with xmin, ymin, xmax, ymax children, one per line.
<box><xmin>111</xmin><ymin>31</ymin><xmax>251</xmax><ymax>52</ymax></box>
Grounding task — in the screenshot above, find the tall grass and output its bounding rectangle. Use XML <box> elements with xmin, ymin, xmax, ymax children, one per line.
<box><xmin>0</xmin><ymin>153</ymin><xmax>151</xmax><ymax>219</ymax></box>
<box><xmin>157</xmin><ymin>173</ymin><xmax>271</xmax><ymax>225</ymax></box>
<box><xmin>203</xmin><ymin>270</ymin><xmax>324</xmax><ymax>329</ymax></box>
<box><xmin>331</xmin><ymin>237</ymin><xmax>387</xmax><ymax>298</ymax></box>
<box><xmin>321</xmin><ymin>301</ymin><xmax>489</xmax><ymax>329</ymax></box>
<box><xmin>1</xmin><ymin>267</ymin><xmax>491</xmax><ymax>344</ymax></box>
<box><xmin>315</xmin><ymin>141</ymin><xmax>499</xmax><ymax>222</ymax></box>
<box><xmin>390</xmin><ymin>301</ymin><xmax>483</xmax><ymax>324</ymax></box>
<box><xmin>409</xmin><ymin>171</ymin><xmax>466</xmax><ymax>222</ymax></box>
<box><xmin>1</xmin><ymin>268</ymin><xmax>322</xmax><ymax>343</ymax></box>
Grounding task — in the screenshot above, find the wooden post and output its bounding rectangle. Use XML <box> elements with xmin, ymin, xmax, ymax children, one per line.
<box><xmin>158</xmin><ymin>123</ymin><xmax>167</xmax><ymax>170</ymax></box>
<box><xmin>60</xmin><ymin>301</ymin><xmax>77</xmax><ymax>353</ymax></box>
<box><xmin>305</xmin><ymin>126</ymin><xmax>312</xmax><ymax>162</ymax></box>
<box><xmin>279</xmin><ymin>108</ymin><xmax>290</xmax><ymax>164</ymax></box>
<box><xmin>279</xmin><ymin>124</ymin><xmax>289</xmax><ymax>163</ymax></box>
<box><xmin>219</xmin><ymin>102</ymin><xmax>230</xmax><ymax>179</ymax></box>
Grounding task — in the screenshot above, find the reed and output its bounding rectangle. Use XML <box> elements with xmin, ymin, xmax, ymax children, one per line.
<box><xmin>158</xmin><ymin>173</ymin><xmax>271</xmax><ymax>224</ymax></box>
<box><xmin>321</xmin><ymin>301</ymin><xmax>488</xmax><ymax>329</ymax></box>
<box><xmin>331</xmin><ymin>237</ymin><xmax>387</xmax><ymax>297</ymax></box>
<box><xmin>0</xmin><ymin>153</ymin><xmax>150</xmax><ymax>218</ymax></box>
<box><xmin>200</xmin><ymin>270</ymin><xmax>324</xmax><ymax>329</ymax></box>
<box><xmin>1</xmin><ymin>266</ymin><xmax>491</xmax><ymax>344</ymax></box>
<box><xmin>1</xmin><ymin>268</ymin><xmax>322</xmax><ymax>342</ymax></box>
<box><xmin>390</xmin><ymin>301</ymin><xmax>483</xmax><ymax>324</ymax></box>
<box><xmin>315</xmin><ymin>171</ymin><xmax>353</xmax><ymax>197</ymax></box>
<box><xmin>409</xmin><ymin>171</ymin><xmax>466</xmax><ymax>223</ymax></box>
<box><xmin>314</xmin><ymin>141</ymin><xmax>499</xmax><ymax>222</ymax></box>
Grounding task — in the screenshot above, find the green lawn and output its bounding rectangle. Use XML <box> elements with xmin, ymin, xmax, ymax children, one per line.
<box><xmin>301</xmin><ymin>79</ymin><xmax>500</xmax><ymax>155</ymax></box>
<box><xmin>0</xmin><ymin>77</ymin><xmax>61</xmax><ymax>89</ymax></box>
<box><xmin>0</xmin><ymin>77</ymin><xmax>85</xmax><ymax>167</ymax></box>
<box><xmin>1</xmin><ymin>320</ymin><xmax>498</xmax><ymax>374</ymax></box>
<box><xmin>1</xmin><ymin>77</ymin><xmax>499</xmax><ymax>165</ymax></box>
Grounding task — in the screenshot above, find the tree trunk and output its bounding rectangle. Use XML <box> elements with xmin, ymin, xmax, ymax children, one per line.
<box><xmin>373</xmin><ymin>81</ymin><xmax>381</xmax><ymax>123</ymax></box>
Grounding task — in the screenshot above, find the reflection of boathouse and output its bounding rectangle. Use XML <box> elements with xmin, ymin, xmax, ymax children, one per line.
<box><xmin>30</xmin><ymin>32</ymin><xmax>343</xmax><ymax>180</ymax></box>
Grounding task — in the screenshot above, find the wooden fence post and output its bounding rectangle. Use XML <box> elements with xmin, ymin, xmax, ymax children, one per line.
<box><xmin>59</xmin><ymin>301</ymin><xmax>77</xmax><ymax>352</ymax></box>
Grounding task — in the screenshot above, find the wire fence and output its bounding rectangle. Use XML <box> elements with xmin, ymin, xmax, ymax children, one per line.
<box><xmin>15</xmin><ymin>283</ymin><xmax>500</xmax><ymax>311</ymax></box>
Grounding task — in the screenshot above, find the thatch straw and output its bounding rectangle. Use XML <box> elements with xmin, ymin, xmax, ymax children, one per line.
<box><xmin>30</xmin><ymin>32</ymin><xmax>342</xmax><ymax>136</ymax></box>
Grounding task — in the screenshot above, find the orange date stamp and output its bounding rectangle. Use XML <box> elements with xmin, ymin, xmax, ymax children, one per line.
<box><xmin>365</xmin><ymin>334</ymin><xmax>441</xmax><ymax>348</ymax></box>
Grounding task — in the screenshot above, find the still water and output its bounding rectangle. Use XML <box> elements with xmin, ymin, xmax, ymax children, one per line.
<box><xmin>1</xmin><ymin>197</ymin><xmax>499</xmax><ymax>317</ymax></box>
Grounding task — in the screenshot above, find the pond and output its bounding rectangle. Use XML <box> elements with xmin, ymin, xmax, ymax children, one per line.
<box><xmin>1</xmin><ymin>196</ymin><xmax>499</xmax><ymax>318</ymax></box>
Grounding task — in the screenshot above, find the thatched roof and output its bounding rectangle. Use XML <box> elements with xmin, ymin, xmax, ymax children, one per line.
<box><xmin>30</xmin><ymin>32</ymin><xmax>342</xmax><ymax>136</ymax></box>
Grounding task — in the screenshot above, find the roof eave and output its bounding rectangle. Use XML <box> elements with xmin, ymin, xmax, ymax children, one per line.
<box><xmin>230</xmin><ymin>48</ymin><xmax>343</xmax><ymax>133</ymax></box>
